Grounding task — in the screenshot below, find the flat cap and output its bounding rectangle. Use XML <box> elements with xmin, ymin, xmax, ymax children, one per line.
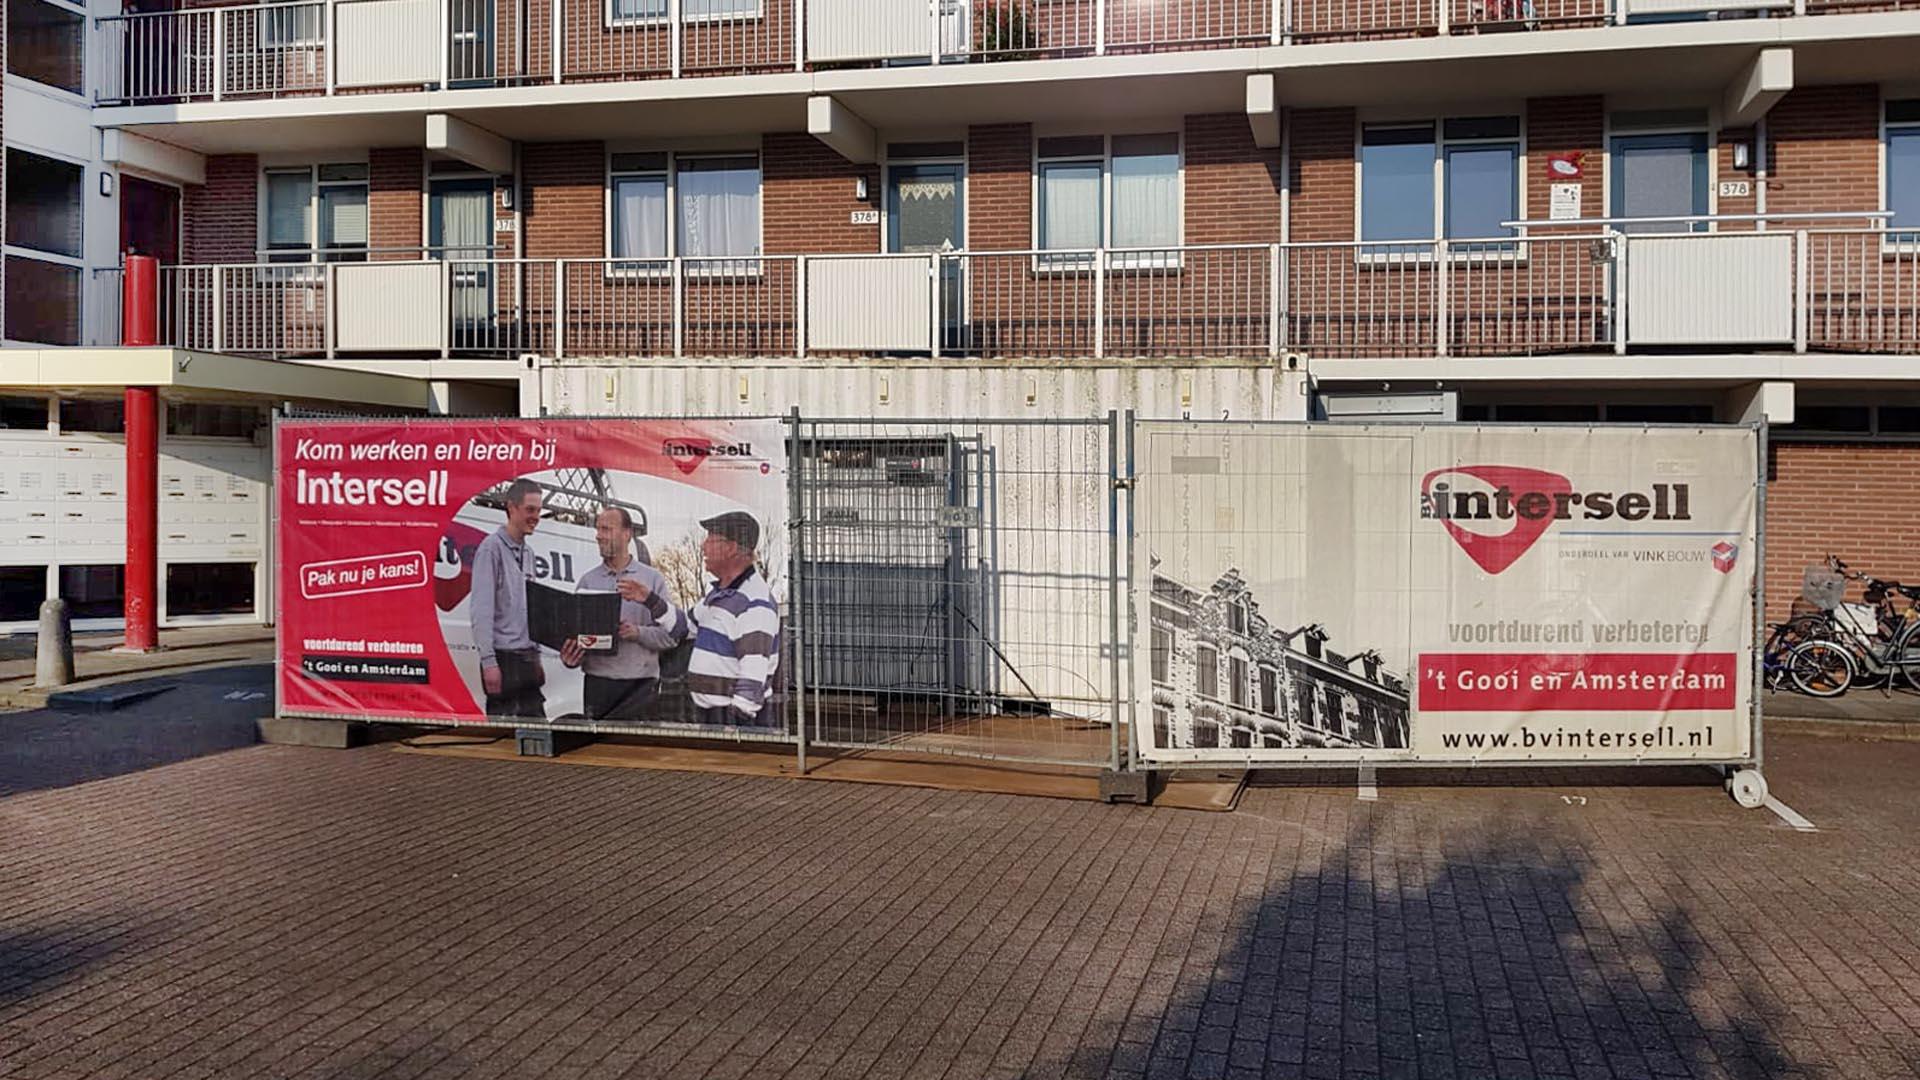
<box><xmin>699</xmin><ymin>510</ymin><xmax>760</xmax><ymax>550</ymax></box>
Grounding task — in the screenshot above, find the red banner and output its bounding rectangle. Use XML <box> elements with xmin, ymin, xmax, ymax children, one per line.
<box><xmin>277</xmin><ymin>418</ymin><xmax>788</xmax><ymax>727</ymax></box>
<box><xmin>1416</xmin><ymin>652</ymin><xmax>1739</xmax><ymax>712</ymax></box>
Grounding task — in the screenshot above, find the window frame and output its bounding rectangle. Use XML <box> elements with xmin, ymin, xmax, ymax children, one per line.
<box><xmin>1032</xmin><ymin>130</ymin><xmax>1184</xmax><ymax>271</ymax></box>
<box><xmin>605</xmin><ymin>0</ymin><xmax>763</xmax><ymax>28</ymax></box>
<box><xmin>1354</xmin><ymin>114</ymin><xmax>1525</xmax><ymax>262</ymax></box>
<box><xmin>1884</xmin><ymin>98</ymin><xmax>1920</xmax><ymax>252</ymax></box>
<box><xmin>256</xmin><ymin>0</ymin><xmax>324</xmax><ymax>50</ymax></box>
<box><xmin>604</xmin><ymin>148</ymin><xmax>764</xmax><ymax>278</ymax></box>
<box><xmin>3</xmin><ymin>144</ymin><xmax>86</xmax><ymax>347</ymax></box>
<box><xmin>1195</xmin><ymin>643</ymin><xmax>1219</xmax><ymax>701</ymax></box>
<box><xmin>258</xmin><ymin>161</ymin><xmax>370</xmax><ymax>266</ymax></box>
<box><xmin>5</xmin><ymin>0</ymin><xmax>88</xmax><ymax>98</ymax></box>
<box><xmin>1150</xmin><ymin>624</ymin><xmax>1172</xmax><ymax>685</ymax></box>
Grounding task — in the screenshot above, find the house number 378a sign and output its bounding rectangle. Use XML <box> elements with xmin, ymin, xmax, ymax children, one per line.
<box><xmin>1718</xmin><ymin>181</ymin><xmax>1752</xmax><ymax>198</ymax></box>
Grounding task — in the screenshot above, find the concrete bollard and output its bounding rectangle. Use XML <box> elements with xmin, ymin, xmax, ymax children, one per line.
<box><xmin>35</xmin><ymin>598</ymin><xmax>74</xmax><ymax>689</ymax></box>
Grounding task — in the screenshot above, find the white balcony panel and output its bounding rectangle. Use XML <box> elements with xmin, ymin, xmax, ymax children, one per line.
<box><xmin>1626</xmin><ymin>233</ymin><xmax>1793</xmax><ymax>346</ymax></box>
<box><xmin>335</xmin><ymin>263</ymin><xmax>446</xmax><ymax>351</ymax></box>
<box><xmin>807</xmin><ymin>257</ymin><xmax>931</xmax><ymax>353</ymax></box>
<box><xmin>1625</xmin><ymin>0</ymin><xmax>1787</xmax><ymax>13</ymax></box>
<box><xmin>335</xmin><ymin>0</ymin><xmax>440</xmax><ymax>88</ymax></box>
<box><xmin>806</xmin><ymin>0</ymin><xmax>928</xmax><ymax>63</ymax></box>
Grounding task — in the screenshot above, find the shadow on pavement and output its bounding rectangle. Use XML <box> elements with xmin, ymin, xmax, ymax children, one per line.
<box><xmin>1033</xmin><ymin>829</ymin><xmax>1815</xmax><ymax>1080</ymax></box>
<box><xmin>0</xmin><ymin>663</ymin><xmax>271</xmax><ymax>797</ymax></box>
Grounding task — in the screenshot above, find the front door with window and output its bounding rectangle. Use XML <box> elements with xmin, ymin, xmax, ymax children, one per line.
<box><xmin>430</xmin><ymin>177</ymin><xmax>494</xmax><ymax>340</ymax></box>
<box><xmin>887</xmin><ymin>163</ymin><xmax>964</xmax><ymax>349</ymax></box>
<box><xmin>1611</xmin><ymin>133</ymin><xmax>1708</xmax><ymax>233</ymax></box>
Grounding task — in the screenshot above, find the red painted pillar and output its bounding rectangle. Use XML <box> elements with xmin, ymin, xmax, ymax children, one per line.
<box><xmin>123</xmin><ymin>386</ymin><xmax>159</xmax><ymax>652</ymax></box>
<box><xmin>122</xmin><ymin>255</ymin><xmax>158</xmax><ymax>347</ymax></box>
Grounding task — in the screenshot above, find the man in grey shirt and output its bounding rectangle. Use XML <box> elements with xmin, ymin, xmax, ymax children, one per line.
<box><xmin>469</xmin><ymin>478</ymin><xmax>546</xmax><ymax>719</ymax></box>
<box><xmin>559</xmin><ymin>506</ymin><xmax>688</xmax><ymax>721</ymax></box>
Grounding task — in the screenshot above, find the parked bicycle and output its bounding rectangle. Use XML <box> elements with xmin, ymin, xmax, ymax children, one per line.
<box><xmin>1781</xmin><ymin>556</ymin><xmax>1920</xmax><ymax>697</ymax></box>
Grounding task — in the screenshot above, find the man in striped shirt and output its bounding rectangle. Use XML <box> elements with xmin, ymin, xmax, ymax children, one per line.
<box><xmin>688</xmin><ymin>511</ymin><xmax>780</xmax><ymax>727</ymax></box>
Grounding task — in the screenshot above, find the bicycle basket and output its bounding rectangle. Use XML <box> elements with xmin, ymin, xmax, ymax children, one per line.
<box><xmin>1802</xmin><ymin>566</ymin><xmax>1846</xmax><ymax>611</ymax></box>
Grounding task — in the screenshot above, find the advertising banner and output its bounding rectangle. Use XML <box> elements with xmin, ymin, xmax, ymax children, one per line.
<box><xmin>1135</xmin><ymin>423</ymin><xmax>1757</xmax><ymax>764</ymax></box>
<box><xmin>277</xmin><ymin>418</ymin><xmax>789</xmax><ymax>733</ymax></box>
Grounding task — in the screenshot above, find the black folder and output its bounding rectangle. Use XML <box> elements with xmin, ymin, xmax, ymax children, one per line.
<box><xmin>527</xmin><ymin>580</ymin><xmax>621</xmax><ymax>652</ymax></box>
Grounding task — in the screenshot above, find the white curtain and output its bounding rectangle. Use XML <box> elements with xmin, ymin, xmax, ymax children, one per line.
<box><xmin>613</xmin><ymin>177</ymin><xmax>667</xmax><ymax>259</ymax></box>
<box><xmin>677</xmin><ymin>159</ymin><xmax>760</xmax><ymax>259</ymax></box>
<box><xmin>1039</xmin><ymin>162</ymin><xmax>1101</xmax><ymax>251</ymax></box>
<box><xmin>1111</xmin><ymin>135</ymin><xmax>1178</xmax><ymax>249</ymax></box>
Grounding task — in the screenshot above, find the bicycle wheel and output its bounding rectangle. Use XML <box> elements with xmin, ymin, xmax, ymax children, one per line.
<box><xmin>1891</xmin><ymin>625</ymin><xmax>1920</xmax><ymax>692</ymax></box>
<box><xmin>1787</xmin><ymin>640</ymin><xmax>1855</xmax><ymax>698</ymax></box>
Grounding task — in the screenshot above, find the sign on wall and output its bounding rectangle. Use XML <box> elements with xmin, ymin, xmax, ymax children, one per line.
<box><xmin>1134</xmin><ymin>423</ymin><xmax>1757</xmax><ymax>764</ymax></box>
<box><xmin>277</xmin><ymin>418</ymin><xmax>788</xmax><ymax>732</ymax></box>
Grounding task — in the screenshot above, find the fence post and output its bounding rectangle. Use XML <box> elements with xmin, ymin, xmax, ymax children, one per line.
<box><xmin>1093</xmin><ymin>251</ymin><xmax>1106</xmax><ymax>360</ymax></box>
<box><xmin>1794</xmin><ymin>230</ymin><xmax>1809</xmax><ymax>354</ymax></box>
<box><xmin>1434</xmin><ymin>239</ymin><xmax>1449</xmax><ymax>357</ymax></box>
<box><xmin>440</xmin><ymin>260</ymin><xmax>453</xmax><ymax>359</ymax></box>
<box><xmin>440</xmin><ymin>0</ymin><xmax>452</xmax><ymax>87</ymax></box>
<box><xmin>929</xmin><ymin>0</ymin><xmax>939</xmax><ymax>64</ymax></box>
<box><xmin>672</xmin><ymin>258</ymin><xmax>685</xmax><ymax>358</ymax></box>
<box><xmin>929</xmin><ymin>255</ymin><xmax>942</xmax><ymax>359</ymax></box>
<box><xmin>212</xmin><ymin>12</ymin><xmax>225</xmax><ymax>100</ymax></box>
<box><xmin>553</xmin><ymin>259</ymin><xmax>566</xmax><ymax>359</ymax></box>
<box><xmin>793</xmin><ymin>0</ymin><xmax>804</xmax><ymax>69</ymax></box>
<box><xmin>1106</xmin><ymin>409</ymin><xmax>1123</xmax><ymax>776</ymax></box>
<box><xmin>1268</xmin><ymin>243</ymin><xmax>1282</xmax><ymax>359</ymax></box>
<box><xmin>795</xmin><ymin>255</ymin><xmax>808</xmax><ymax>358</ymax></box>
<box><xmin>789</xmin><ymin>405</ymin><xmax>808</xmax><ymax>775</ymax></box>
<box><xmin>212</xmin><ymin>267</ymin><xmax>226</xmax><ymax>353</ymax></box>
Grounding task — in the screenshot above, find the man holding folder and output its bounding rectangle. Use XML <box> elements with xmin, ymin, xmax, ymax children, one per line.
<box><xmin>560</xmin><ymin>506</ymin><xmax>688</xmax><ymax>720</ymax></box>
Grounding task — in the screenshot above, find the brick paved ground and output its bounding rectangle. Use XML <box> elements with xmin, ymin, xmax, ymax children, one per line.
<box><xmin>3</xmin><ymin>732</ymin><xmax>1920</xmax><ymax>1080</ymax></box>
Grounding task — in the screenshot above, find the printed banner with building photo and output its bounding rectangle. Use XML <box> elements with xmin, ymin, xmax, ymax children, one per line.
<box><xmin>277</xmin><ymin>418</ymin><xmax>788</xmax><ymax>733</ymax></box>
<box><xmin>1135</xmin><ymin>422</ymin><xmax>1757</xmax><ymax>764</ymax></box>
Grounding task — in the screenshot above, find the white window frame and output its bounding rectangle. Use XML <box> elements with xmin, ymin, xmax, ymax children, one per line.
<box><xmin>604</xmin><ymin>148</ymin><xmax>763</xmax><ymax>278</ymax></box>
<box><xmin>1032</xmin><ymin>130</ymin><xmax>1184</xmax><ymax>271</ymax></box>
<box><xmin>605</xmin><ymin>0</ymin><xmax>764</xmax><ymax>30</ymax></box>
<box><xmin>2</xmin><ymin>143</ymin><xmax>87</xmax><ymax>347</ymax></box>
<box><xmin>1354</xmin><ymin>111</ymin><xmax>1527</xmax><ymax>264</ymax></box>
<box><xmin>5</xmin><ymin>0</ymin><xmax>89</xmax><ymax>100</ymax></box>
<box><xmin>256</xmin><ymin>0</ymin><xmax>324</xmax><ymax>49</ymax></box>
<box><xmin>257</xmin><ymin>160</ymin><xmax>370</xmax><ymax>266</ymax></box>
<box><xmin>1883</xmin><ymin>96</ymin><xmax>1920</xmax><ymax>253</ymax></box>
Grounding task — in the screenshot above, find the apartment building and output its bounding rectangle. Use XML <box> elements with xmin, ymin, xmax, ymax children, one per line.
<box><xmin>0</xmin><ymin>0</ymin><xmax>1916</xmax><ymax>631</ymax></box>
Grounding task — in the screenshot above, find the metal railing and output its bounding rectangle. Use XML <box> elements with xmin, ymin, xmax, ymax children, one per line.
<box><xmin>95</xmin><ymin>0</ymin><xmax>1861</xmax><ymax>102</ymax></box>
<box><xmin>141</xmin><ymin>231</ymin><xmax>1920</xmax><ymax>360</ymax></box>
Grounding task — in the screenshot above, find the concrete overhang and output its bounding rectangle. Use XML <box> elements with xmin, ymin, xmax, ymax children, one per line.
<box><xmin>91</xmin><ymin>13</ymin><xmax>1920</xmax><ymax>152</ymax></box>
<box><xmin>1246</xmin><ymin>73</ymin><xmax>1280</xmax><ymax>150</ymax></box>
<box><xmin>101</xmin><ymin>129</ymin><xmax>207</xmax><ymax>186</ymax></box>
<box><xmin>1308</xmin><ymin>352</ymin><xmax>1920</xmax><ymax>390</ymax></box>
<box><xmin>806</xmin><ymin>95</ymin><xmax>876</xmax><ymax>164</ymax></box>
<box><xmin>0</xmin><ymin>348</ymin><xmax>435</xmax><ymax>411</ymax></box>
<box><xmin>426</xmin><ymin>114</ymin><xmax>515</xmax><ymax>174</ymax></box>
<box><xmin>1723</xmin><ymin>47</ymin><xmax>1793</xmax><ymax>128</ymax></box>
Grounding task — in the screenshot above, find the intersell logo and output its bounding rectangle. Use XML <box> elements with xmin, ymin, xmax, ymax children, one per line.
<box><xmin>1420</xmin><ymin>466</ymin><xmax>1694</xmax><ymax>575</ymax></box>
<box><xmin>663</xmin><ymin>438</ymin><xmax>756</xmax><ymax>475</ymax></box>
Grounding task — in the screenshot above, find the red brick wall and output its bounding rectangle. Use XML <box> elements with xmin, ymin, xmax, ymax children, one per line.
<box><xmin>369</xmin><ymin>147</ymin><xmax>423</xmax><ymax>259</ymax></box>
<box><xmin>1764</xmin><ymin>85</ymin><xmax>1879</xmax><ymax>225</ymax></box>
<box><xmin>1286</xmin><ymin>108</ymin><xmax>1354</xmax><ymax>243</ymax></box>
<box><xmin>1715</xmin><ymin>126</ymin><xmax>1759</xmax><ymax>229</ymax></box>
<box><xmin>1184</xmin><ymin>113</ymin><xmax>1280</xmax><ymax>244</ymax></box>
<box><xmin>762</xmin><ymin>133</ymin><xmax>878</xmax><ymax>255</ymax></box>
<box><xmin>521</xmin><ymin>142</ymin><xmax>605</xmax><ymax>258</ymax></box>
<box><xmin>968</xmin><ymin>124</ymin><xmax>1032</xmax><ymax>250</ymax></box>
<box><xmin>1524</xmin><ymin>96</ymin><xmax>1602</xmax><ymax>230</ymax></box>
<box><xmin>1764</xmin><ymin>442</ymin><xmax>1920</xmax><ymax>621</ymax></box>
<box><xmin>183</xmin><ymin>155</ymin><xmax>257</xmax><ymax>263</ymax></box>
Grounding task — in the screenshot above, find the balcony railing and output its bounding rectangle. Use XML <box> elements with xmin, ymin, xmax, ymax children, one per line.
<box><xmin>135</xmin><ymin>230</ymin><xmax>1920</xmax><ymax>362</ymax></box>
<box><xmin>93</xmin><ymin>0</ymin><xmax>1870</xmax><ymax>104</ymax></box>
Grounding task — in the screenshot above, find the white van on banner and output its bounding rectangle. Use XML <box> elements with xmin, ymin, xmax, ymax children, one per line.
<box><xmin>1133</xmin><ymin>423</ymin><xmax>1759</xmax><ymax>765</ymax></box>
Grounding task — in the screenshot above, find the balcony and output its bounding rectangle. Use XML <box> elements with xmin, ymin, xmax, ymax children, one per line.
<box><xmin>138</xmin><ymin>230</ymin><xmax>1920</xmax><ymax>363</ymax></box>
<box><xmin>92</xmin><ymin>0</ymin><xmax>1890</xmax><ymax>105</ymax></box>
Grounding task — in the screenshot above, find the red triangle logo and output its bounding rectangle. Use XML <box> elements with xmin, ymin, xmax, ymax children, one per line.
<box><xmin>663</xmin><ymin>438</ymin><xmax>710</xmax><ymax>475</ymax></box>
<box><xmin>1422</xmin><ymin>465</ymin><xmax>1572</xmax><ymax>575</ymax></box>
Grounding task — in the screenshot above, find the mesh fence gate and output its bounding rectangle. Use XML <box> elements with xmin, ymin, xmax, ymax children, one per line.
<box><xmin>791</xmin><ymin>416</ymin><xmax>1129</xmax><ymax>769</ymax></box>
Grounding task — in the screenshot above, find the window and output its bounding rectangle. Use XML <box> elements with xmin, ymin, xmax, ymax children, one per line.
<box><xmin>4</xmin><ymin>148</ymin><xmax>84</xmax><ymax>345</ymax></box>
<box><xmin>1324</xmin><ymin>687</ymin><xmax>1346</xmax><ymax>735</ymax></box>
<box><xmin>0</xmin><ymin>566</ymin><xmax>45</xmax><ymax>623</ymax></box>
<box><xmin>609</xmin><ymin>153</ymin><xmax>761</xmax><ymax>262</ymax></box>
<box><xmin>7</xmin><ymin>0</ymin><xmax>84</xmax><ymax>94</ymax></box>
<box><xmin>259</xmin><ymin>0</ymin><xmax>323</xmax><ymax>47</ymax></box>
<box><xmin>1036</xmin><ymin>134</ymin><xmax>1180</xmax><ymax>257</ymax></box>
<box><xmin>1360</xmin><ymin>117</ymin><xmax>1520</xmax><ymax>243</ymax></box>
<box><xmin>1228</xmin><ymin>654</ymin><xmax>1249</xmax><ymax>708</ymax></box>
<box><xmin>168</xmin><ymin>403</ymin><xmax>264</xmax><ymax>439</ymax></box>
<box><xmin>1150</xmin><ymin>625</ymin><xmax>1172</xmax><ymax>684</ymax></box>
<box><xmin>1889</xmin><ymin>100</ymin><xmax>1920</xmax><ymax>232</ymax></box>
<box><xmin>61</xmin><ymin>399</ymin><xmax>124</xmax><ymax>433</ymax></box>
<box><xmin>5</xmin><ymin>256</ymin><xmax>80</xmax><ymax>346</ymax></box>
<box><xmin>609</xmin><ymin>0</ymin><xmax>758</xmax><ymax>23</ymax></box>
<box><xmin>1195</xmin><ymin>644</ymin><xmax>1218</xmax><ymax>699</ymax></box>
<box><xmin>167</xmin><ymin>563</ymin><xmax>257</xmax><ymax>617</ymax></box>
<box><xmin>0</xmin><ymin>396</ymin><xmax>50</xmax><ymax>431</ymax></box>
<box><xmin>1610</xmin><ymin>125</ymin><xmax>1708</xmax><ymax>234</ymax></box>
<box><xmin>1259</xmin><ymin>667</ymin><xmax>1278</xmax><ymax>716</ymax></box>
<box><xmin>1226</xmin><ymin>602</ymin><xmax>1246</xmax><ymax>635</ymax></box>
<box><xmin>265</xmin><ymin>164</ymin><xmax>368</xmax><ymax>263</ymax></box>
<box><xmin>59</xmin><ymin>564</ymin><xmax>124</xmax><ymax>620</ymax></box>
